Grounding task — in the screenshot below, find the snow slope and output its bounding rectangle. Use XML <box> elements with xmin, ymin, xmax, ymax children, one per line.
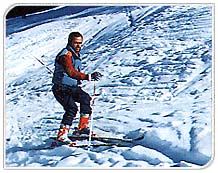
<box><xmin>5</xmin><ymin>5</ymin><xmax>213</xmax><ymax>168</ymax></box>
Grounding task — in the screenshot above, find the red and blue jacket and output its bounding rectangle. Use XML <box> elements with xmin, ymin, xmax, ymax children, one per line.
<box><xmin>52</xmin><ymin>44</ymin><xmax>89</xmax><ymax>87</ymax></box>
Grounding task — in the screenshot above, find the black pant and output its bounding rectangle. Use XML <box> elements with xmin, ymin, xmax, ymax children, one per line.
<box><xmin>52</xmin><ymin>85</ymin><xmax>92</xmax><ymax>126</ymax></box>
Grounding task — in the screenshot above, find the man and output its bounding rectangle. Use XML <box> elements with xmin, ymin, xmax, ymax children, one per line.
<box><xmin>52</xmin><ymin>32</ymin><xmax>102</xmax><ymax>143</ymax></box>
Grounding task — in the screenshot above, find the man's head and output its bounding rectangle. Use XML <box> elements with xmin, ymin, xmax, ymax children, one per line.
<box><xmin>68</xmin><ymin>32</ymin><xmax>83</xmax><ymax>54</ymax></box>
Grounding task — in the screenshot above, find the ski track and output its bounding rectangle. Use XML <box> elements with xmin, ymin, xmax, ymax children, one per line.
<box><xmin>5</xmin><ymin>5</ymin><xmax>213</xmax><ymax>168</ymax></box>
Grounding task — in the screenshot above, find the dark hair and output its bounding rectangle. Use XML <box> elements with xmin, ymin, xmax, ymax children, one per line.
<box><xmin>68</xmin><ymin>32</ymin><xmax>83</xmax><ymax>43</ymax></box>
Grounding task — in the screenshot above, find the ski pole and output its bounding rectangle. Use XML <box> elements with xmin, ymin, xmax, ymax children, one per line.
<box><xmin>88</xmin><ymin>81</ymin><xmax>96</xmax><ymax>150</ymax></box>
<box><xmin>21</xmin><ymin>46</ymin><xmax>53</xmax><ymax>74</ymax></box>
<box><xmin>32</xmin><ymin>55</ymin><xmax>53</xmax><ymax>74</ymax></box>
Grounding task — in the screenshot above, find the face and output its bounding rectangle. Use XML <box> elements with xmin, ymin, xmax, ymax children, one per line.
<box><xmin>71</xmin><ymin>36</ymin><xmax>83</xmax><ymax>53</ymax></box>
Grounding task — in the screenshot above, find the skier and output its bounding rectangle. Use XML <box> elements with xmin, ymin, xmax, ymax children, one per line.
<box><xmin>52</xmin><ymin>32</ymin><xmax>102</xmax><ymax>143</ymax></box>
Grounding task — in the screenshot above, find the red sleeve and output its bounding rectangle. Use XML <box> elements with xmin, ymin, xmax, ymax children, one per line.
<box><xmin>59</xmin><ymin>52</ymin><xmax>89</xmax><ymax>80</ymax></box>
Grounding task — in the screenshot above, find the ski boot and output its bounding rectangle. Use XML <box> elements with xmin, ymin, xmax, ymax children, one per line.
<box><xmin>72</xmin><ymin>114</ymin><xmax>95</xmax><ymax>136</ymax></box>
<box><xmin>57</xmin><ymin>124</ymin><xmax>76</xmax><ymax>146</ymax></box>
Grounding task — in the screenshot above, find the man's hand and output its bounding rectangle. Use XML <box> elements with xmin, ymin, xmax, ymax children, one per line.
<box><xmin>91</xmin><ymin>72</ymin><xmax>103</xmax><ymax>81</ymax></box>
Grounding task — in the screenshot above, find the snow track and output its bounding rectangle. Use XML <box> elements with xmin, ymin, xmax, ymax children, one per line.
<box><xmin>5</xmin><ymin>5</ymin><xmax>213</xmax><ymax>168</ymax></box>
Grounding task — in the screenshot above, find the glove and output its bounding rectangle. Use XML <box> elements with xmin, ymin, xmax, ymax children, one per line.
<box><xmin>91</xmin><ymin>72</ymin><xmax>103</xmax><ymax>81</ymax></box>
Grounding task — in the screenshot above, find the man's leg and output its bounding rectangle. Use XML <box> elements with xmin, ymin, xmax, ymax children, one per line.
<box><xmin>52</xmin><ymin>85</ymin><xmax>78</xmax><ymax>142</ymax></box>
<box><xmin>61</xmin><ymin>94</ymin><xmax>78</xmax><ymax>126</ymax></box>
<box><xmin>75</xmin><ymin>88</ymin><xmax>92</xmax><ymax>135</ymax></box>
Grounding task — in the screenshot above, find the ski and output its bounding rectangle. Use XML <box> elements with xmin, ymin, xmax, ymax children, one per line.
<box><xmin>49</xmin><ymin>134</ymin><xmax>143</xmax><ymax>144</ymax></box>
<box><xmin>49</xmin><ymin>137</ymin><xmax>129</xmax><ymax>148</ymax></box>
<box><xmin>49</xmin><ymin>133</ymin><xmax>144</xmax><ymax>149</ymax></box>
<box><xmin>68</xmin><ymin>134</ymin><xmax>144</xmax><ymax>143</ymax></box>
<box><xmin>49</xmin><ymin>134</ymin><xmax>144</xmax><ymax>148</ymax></box>
<box><xmin>61</xmin><ymin>142</ymin><xmax>124</xmax><ymax>148</ymax></box>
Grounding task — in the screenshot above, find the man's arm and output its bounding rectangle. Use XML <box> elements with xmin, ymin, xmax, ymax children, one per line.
<box><xmin>59</xmin><ymin>53</ymin><xmax>89</xmax><ymax>80</ymax></box>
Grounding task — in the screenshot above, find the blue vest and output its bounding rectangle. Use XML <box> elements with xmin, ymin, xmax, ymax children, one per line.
<box><xmin>52</xmin><ymin>44</ymin><xmax>82</xmax><ymax>87</ymax></box>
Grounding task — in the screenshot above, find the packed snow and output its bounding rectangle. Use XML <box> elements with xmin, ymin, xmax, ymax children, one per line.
<box><xmin>5</xmin><ymin>5</ymin><xmax>213</xmax><ymax>168</ymax></box>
